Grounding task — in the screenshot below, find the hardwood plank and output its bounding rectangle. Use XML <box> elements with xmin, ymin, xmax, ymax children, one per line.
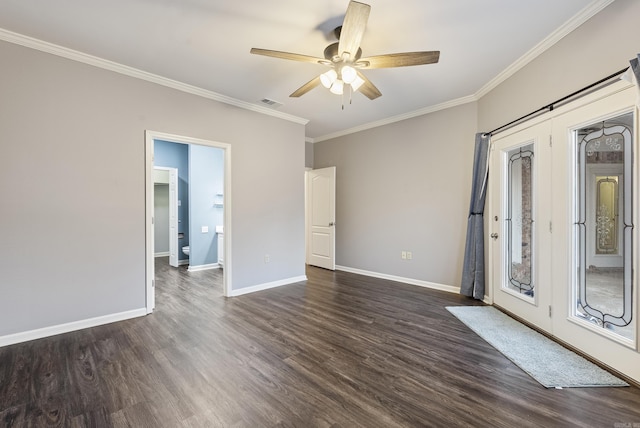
<box><xmin>1</xmin><ymin>259</ymin><xmax>640</xmax><ymax>427</ymax></box>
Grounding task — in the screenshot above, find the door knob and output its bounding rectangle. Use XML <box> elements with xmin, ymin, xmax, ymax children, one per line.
<box><xmin>329</xmin><ymin>222</ymin><xmax>335</xmax><ymax>226</ymax></box>
<box><xmin>490</xmin><ymin>233</ymin><xmax>499</xmax><ymax>240</ymax></box>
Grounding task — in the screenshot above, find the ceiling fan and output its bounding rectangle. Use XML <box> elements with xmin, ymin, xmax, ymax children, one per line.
<box><xmin>250</xmin><ymin>0</ymin><xmax>440</xmax><ymax>100</ymax></box>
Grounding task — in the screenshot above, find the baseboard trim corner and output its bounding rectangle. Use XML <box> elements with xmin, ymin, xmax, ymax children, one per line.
<box><xmin>0</xmin><ymin>308</ymin><xmax>147</xmax><ymax>348</ymax></box>
<box><xmin>229</xmin><ymin>275</ymin><xmax>307</xmax><ymax>297</ymax></box>
<box><xmin>187</xmin><ymin>263</ymin><xmax>220</xmax><ymax>272</ymax></box>
<box><xmin>335</xmin><ymin>265</ymin><xmax>459</xmax><ymax>294</ymax></box>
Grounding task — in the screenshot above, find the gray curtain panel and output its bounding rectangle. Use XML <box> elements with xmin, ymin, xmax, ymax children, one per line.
<box><xmin>631</xmin><ymin>54</ymin><xmax>640</xmax><ymax>83</ymax></box>
<box><xmin>461</xmin><ymin>133</ymin><xmax>490</xmax><ymax>299</ymax></box>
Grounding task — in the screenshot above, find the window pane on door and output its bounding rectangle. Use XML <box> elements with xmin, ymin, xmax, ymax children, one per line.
<box><xmin>574</xmin><ymin>112</ymin><xmax>634</xmax><ymax>341</ymax></box>
<box><xmin>506</xmin><ymin>144</ymin><xmax>535</xmax><ymax>298</ymax></box>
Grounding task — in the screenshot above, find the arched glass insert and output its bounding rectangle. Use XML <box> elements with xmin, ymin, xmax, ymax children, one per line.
<box><xmin>506</xmin><ymin>144</ymin><xmax>534</xmax><ymax>298</ymax></box>
<box><xmin>574</xmin><ymin>112</ymin><xmax>634</xmax><ymax>340</ymax></box>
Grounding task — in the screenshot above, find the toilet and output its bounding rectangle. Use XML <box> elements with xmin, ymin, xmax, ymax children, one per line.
<box><xmin>182</xmin><ymin>246</ymin><xmax>190</xmax><ymax>256</ymax></box>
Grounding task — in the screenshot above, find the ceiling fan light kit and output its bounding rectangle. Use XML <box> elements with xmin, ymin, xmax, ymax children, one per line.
<box><xmin>350</xmin><ymin>75</ymin><xmax>365</xmax><ymax>91</ymax></box>
<box><xmin>329</xmin><ymin>79</ymin><xmax>344</xmax><ymax>95</ymax></box>
<box><xmin>320</xmin><ymin>69</ymin><xmax>338</xmax><ymax>88</ymax></box>
<box><xmin>341</xmin><ymin>65</ymin><xmax>357</xmax><ymax>84</ymax></box>
<box><xmin>250</xmin><ymin>0</ymin><xmax>440</xmax><ymax>103</ymax></box>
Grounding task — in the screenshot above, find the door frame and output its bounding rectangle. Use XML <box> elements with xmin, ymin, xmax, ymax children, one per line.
<box><xmin>145</xmin><ymin>130</ymin><xmax>232</xmax><ymax>313</ymax></box>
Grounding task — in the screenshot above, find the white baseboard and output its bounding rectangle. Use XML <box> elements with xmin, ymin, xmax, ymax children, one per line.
<box><xmin>229</xmin><ymin>275</ymin><xmax>307</xmax><ymax>297</ymax></box>
<box><xmin>187</xmin><ymin>263</ymin><xmax>220</xmax><ymax>272</ymax></box>
<box><xmin>0</xmin><ymin>308</ymin><xmax>147</xmax><ymax>348</ymax></box>
<box><xmin>335</xmin><ymin>265</ymin><xmax>459</xmax><ymax>294</ymax></box>
<box><xmin>155</xmin><ymin>252</ymin><xmax>170</xmax><ymax>257</ymax></box>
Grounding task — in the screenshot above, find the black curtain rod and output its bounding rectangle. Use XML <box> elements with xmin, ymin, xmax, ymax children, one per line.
<box><xmin>486</xmin><ymin>67</ymin><xmax>629</xmax><ymax>137</ymax></box>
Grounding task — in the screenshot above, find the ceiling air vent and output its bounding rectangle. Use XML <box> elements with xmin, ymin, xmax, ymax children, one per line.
<box><xmin>259</xmin><ymin>98</ymin><xmax>283</xmax><ymax>109</ymax></box>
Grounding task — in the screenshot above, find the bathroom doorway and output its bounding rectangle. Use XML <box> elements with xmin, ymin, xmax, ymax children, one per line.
<box><xmin>145</xmin><ymin>131</ymin><xmax>232</xmax><ymax>313</ymax></box>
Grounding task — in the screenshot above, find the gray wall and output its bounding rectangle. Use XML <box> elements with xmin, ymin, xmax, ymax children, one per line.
<box><xmin>314</xmin><ymin>102</ymin><xmax>478</xmax><ymax>287</ymax></box>
<box><xmin>0</xmin><ymin>40</ymin><xmax>305</xmax><ymax>338</ymax></box>
<box><xmin>305</xmin><ymin>141</ymin><xmax>314</xmax><ymax>169</ymax></box>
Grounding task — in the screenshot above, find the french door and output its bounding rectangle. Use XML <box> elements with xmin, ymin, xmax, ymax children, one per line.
<box><xmin>490</xmin><ymin>121</ymin><xmax>553</xmax><ymax>333</ymax></box>
<box><xmin>489</xmin><ymin>81</ymin><xmax>640</xmax><ymax>382</ymax></box>
<box><xmin>551</xmin><ymin>86</ymin><xmax>638</xmax><ymax>381</ymax></box>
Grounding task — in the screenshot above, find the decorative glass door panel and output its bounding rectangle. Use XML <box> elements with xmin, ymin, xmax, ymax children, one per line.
<box><xmin>574</xmin><ymin>112</ymin><xmax>634</xmax><ymax>341</ymax></box>
<box><xmin>506</xmin><ymin>144</ymin><xmax>535</xmax><ymax>298</ymax></box>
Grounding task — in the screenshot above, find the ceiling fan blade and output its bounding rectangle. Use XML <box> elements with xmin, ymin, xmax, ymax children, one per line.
<box><xmin>357</xmin><ymin>51</ymin><xmax>440</xmax><ymax>69</ymax></box>
<box><xmin>250</xmin><ymin>48</ymin><xmax>326</xmax><ymax>65</ymax></box>
<box><xmin>356</xmin><ymin>71</ymin><xmax>381</xmax><ymax>100</ymax></box>
<box><xmin>338</xmin><ymin>1</ymin><xmax>371</xmax><ymax>61</ymax></box>
<box><xmin>290</xmin><ymin>76</ymin><xmax>322</xmax><ymax>97</ymax></box>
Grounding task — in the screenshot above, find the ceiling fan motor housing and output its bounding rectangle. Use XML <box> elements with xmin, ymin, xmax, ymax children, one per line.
<box><xmin>324</xmin><ymin>42</ymin><xmax>362</xmax><ymax>63</ymax></box>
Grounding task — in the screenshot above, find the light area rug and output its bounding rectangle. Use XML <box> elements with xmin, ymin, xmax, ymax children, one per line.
<box><xmin>446</xmin><ymin>305</ymin><xmax>628</xmax><ymax>388</ymax></box>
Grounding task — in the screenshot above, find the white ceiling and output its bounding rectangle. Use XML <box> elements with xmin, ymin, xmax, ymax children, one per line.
<box><xmin>0</xmin><ymin>0</ymin><xmax>608</xmax><ymax>141</ymax></box>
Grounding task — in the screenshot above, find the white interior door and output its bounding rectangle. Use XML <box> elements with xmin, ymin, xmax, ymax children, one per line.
<box><xmin>168</xmin><ymin>168</ymin><xmax>178</xmax><ymax>267</ymax></box>
<box><xmin>490</xmin><ymin>121</ymin><xmax>553</xmax><ymax>333</ymax></box>
<box><xmin>307</xmin><ymin>167</ymin><xmax>336</xmax><ymax>270</ymax></box>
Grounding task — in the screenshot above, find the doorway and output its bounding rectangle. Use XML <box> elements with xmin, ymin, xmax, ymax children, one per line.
<box><xmin>145</xmin><ymin>131</ymin><xmax>232</xmax><ymax>312</ymax></box>
<box><xmin>488</xmin><ymin>81</ymin><xmax>640</xmax><ymax>382</ymax></box>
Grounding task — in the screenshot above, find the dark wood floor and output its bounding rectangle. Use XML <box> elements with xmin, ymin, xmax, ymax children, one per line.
<box><xmin>2</xmin><ymin>259</ymin><xmax>640</xmax><ymax>427</ymax></box>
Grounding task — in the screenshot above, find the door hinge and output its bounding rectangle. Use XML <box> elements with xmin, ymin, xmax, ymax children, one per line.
<box><xmin>549</xmin><ymin>305</ymin><xmax>552</xmax><ymax>317</ymax></box>
<box><xmin>549</xmin><ymin>135</ymin><xmax>552</xmax><ymax>147</ymax></box>
<box><xmin>549</xmin><ymin>221</ymin><xmax>552</xmax><ymax>233</ymax></box>
<box><xmin>152</xmin><ymin>279</ymin><xmax>155</xmax><ymax>288</ymax></box>
<box><xmin>152</xmin><ymin>216</ymin><xmax>154</xmax><ymax>225</ymax></box>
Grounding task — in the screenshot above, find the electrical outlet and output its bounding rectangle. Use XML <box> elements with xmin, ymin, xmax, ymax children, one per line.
<box><xmin>407</xmin><ymin>251</ymin><xmax>412</xmax><ymax>260</ymax></box>
<box><xmin>401</xmin><ymin>251</ymin><xmax>407</xmax><ymax>260</ymax></box>
<box><xmin>264</xmin><ymin>254</ymin><xmax>270</xmax><ymax>263</ymax></box>
<box><xmin>201</xmin><ymin>226</ymin><xmax>209</xmax><ymax>233</ymax></box>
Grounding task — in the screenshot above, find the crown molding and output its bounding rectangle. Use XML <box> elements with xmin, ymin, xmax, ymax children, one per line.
<box><xmin>475</xmin><ymin>0</ymin><xmax>615</xmax><ymax>99</ymax></box>
<box><xmin>311</xmin><ymin>95</ymin><xmax>477</xmax><ymax>143</ymax></box>
<box><xmin>0</xmin><ymin>28</ymin><xmax>309</xmax><ymax>126</ymax></box>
